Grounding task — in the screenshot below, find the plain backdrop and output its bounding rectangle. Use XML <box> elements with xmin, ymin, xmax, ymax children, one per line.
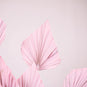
<box><xmin>0</xmin><ymin>0</ymin><xmax>87</xmax><ymax>87</ymax></box>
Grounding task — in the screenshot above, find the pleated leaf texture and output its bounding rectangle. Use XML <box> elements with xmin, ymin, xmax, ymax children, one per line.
<box><xmin>0</xmin><ymin>19</ymin><xmax>6</xmax><ymax>45</ymax></box>
<box><xmin>0</xmin><ymin>57</ymin><xmax>44</xmax><ymax>87</ymax></box>
<box><xmin>21</xmin><ymin>21</ymin><xmax>61</xmax><ymax>70</ymax></box>
<box><xmin>64</xmin><ymin>68</ymin><xmax>87</xmax><ymax>87</ymax></box>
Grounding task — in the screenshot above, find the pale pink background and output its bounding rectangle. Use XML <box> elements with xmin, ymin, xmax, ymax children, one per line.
<box><xmin>0</xmin><ymin>0</ymin><xmax>87</xmax><ymax>87</ymax></box>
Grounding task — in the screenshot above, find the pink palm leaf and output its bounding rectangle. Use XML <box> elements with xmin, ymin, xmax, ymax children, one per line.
<box><xmin>0</xmin><ymin>57</ymin><xmax>44</xmax><ymax>87</ymax></box>
<box><xmin>64</xmin><ymin>68</ymin><xmax>87</xmax><ymax>87</ymax></box>
<box><xmin>21</xmin><ymin>21</ymin><xmax>61</xmax><ymax>70</ymax></box>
